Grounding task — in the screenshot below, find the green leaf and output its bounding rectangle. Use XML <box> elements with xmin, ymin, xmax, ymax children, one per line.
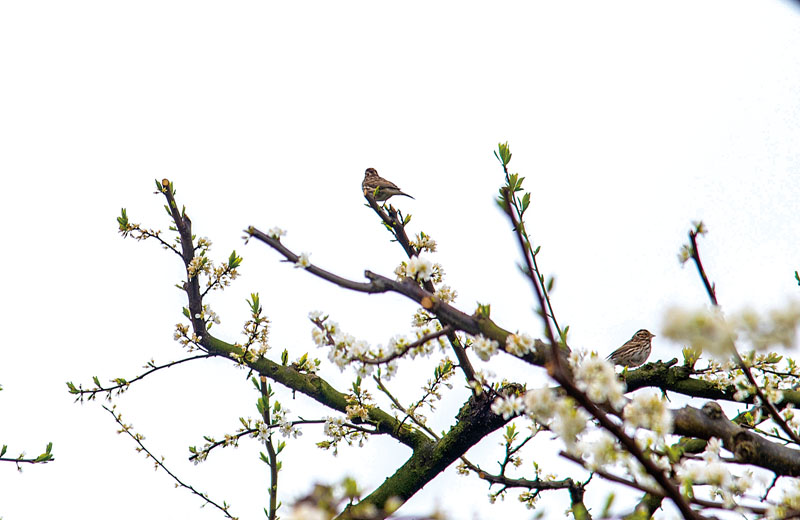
<box><xmin>600</xmin><ymin>493</ymin><xmax>615</xmax><ymax>518</ymax></box>
<box><xmin>228</xmin><ymin>250</ymin><xmax>242</xmax><ymax>269</ymax></box>
<box><xmin>505</xmin><ymin>423</ymin><xmax>517</xmax><ymax>440</ymax></box>
<box><xmin>559</xmin><ymin>326</ymin><xmax>570</xmax><ymax>347</ymax></box>
<box><xmin>766</xmin><ymin>353</ymin><xmax>783</xmax><ymax>364</ymax></box>
<box><xmin>508</xmin><ymin>173</ymin><xmax>518</xmax><ymax>190</ymax></box>
<box><xmin>117</xmin><ymin>208</ymin><xmax>129</xmax><ymax>230</ymax></box>
<box><xmin>343</xmin><ymin>476</ymin><xmax>359</xmax><ymax>498</ymax></box>
<box><xmin>521</xmin><ymin>192</ymin><xmax>530</xmax><ymax>211</ymax></box>
<box><xmin>281</xmin><ymin>349</ymin><xmax>289</xmax><ymax>366</ymax></box>
<box><xmin>249</xmin><ymin>293</ymin><xmax>261</xmax><ymax>314</ymax></box>
<box><xmin>496</xmin><ymin>142</ymin><xmax>512</xmax><ymax>166</ymax></box>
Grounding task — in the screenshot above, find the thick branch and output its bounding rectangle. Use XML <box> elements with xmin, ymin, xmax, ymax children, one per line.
<box><xmin>248</xmin><ymin>226</ymin><xmax>563</xmax><ymax>370</ymax></box>
<box><xmin>203</xmin><ymin>334</ymin><xmax>431</xmax><ymax>451</ymax></box>
<box><xmin>674</xmin><ymin>402</ymin><xmax>800</xmax><ymax>477</ymax></box>
<box><xmin>338</xmin><ymin>386</ymin><xmax>515</xmax><ymax>519</ymax></box>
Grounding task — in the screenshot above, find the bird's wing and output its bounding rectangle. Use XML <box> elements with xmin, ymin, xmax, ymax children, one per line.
<box><xmin>374</xmin><ymin>178</ymin><xmax>401</xmax><ymax>190</ymax></box>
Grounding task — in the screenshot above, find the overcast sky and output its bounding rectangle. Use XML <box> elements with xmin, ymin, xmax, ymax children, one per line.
<box><xmin>1</xmin><ymin>2</ymin><xmax>800</xmax><ymax>519</ymax></box>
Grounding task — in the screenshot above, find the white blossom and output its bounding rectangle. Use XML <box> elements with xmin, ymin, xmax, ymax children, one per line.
<box><xmin>406</xmin><ymin>255</ymin><xmax>433</xmax><ymax>282</ymax></box>
<box><xmin>411</xmin><ymin>232</ymin><xmax>437</xmax><ymax>252</ymax></box>
<box><xmin>663</xmin><ymin>306</ymin><xmax>735</xmax><ymax>357</ymax></box>
<box><xmin>524</xmin><ymin>387</ymin><xmax>557</xmax><ymax>421</ymax></box>
<box><xmin>267</xmin><ymin>227</ymin><xmax>286</xmax><ymax>239</ymax></box>
<box><xmin>491</xmin><ymin>395</ymin><xmax>525</xmax><ymax>419</ymax></box>
<box><xmin>664</xmin><ymin>301</ymin><xmax>800</xmax><ymax>357</ymax></box>
<box><xmin>578</xmin><ymin>431</ymin><xmax>621</xmax><ymax>470</ymax></box>
<box><xmin>295</xmin><ymin>252</ymin><xmax>311</xmax><ymax>269</ymax></box>
<box><xmin>471</xmin><ymin>335</ymin><xmax>499</xmax><ymax>361</ymax></box>
<box><xmin>287</xmin><ymin>503</ymin><xmax>327</xmax><ymax>520</ymax></box>
<box><xmin>738</xmin><ymin>301</ymin><xmax>800</xmax><ymax>350</ymax></box>
<box><xmin>623</xmin><ymin>391</ymin><xmax>673</xmax><ymax>436</ymax></box>
<box><xmin>506</xmin><ymin>333</ymin><xmax>535</xmax><ymax>357</ymax></box>
<box><xmin>257</xmin><ymin>422</ymin><xmax>270</xmax><ymax>442</ymax></box>
<box><xmin>574</xmin><ymin>353</ymin><xmax>627</xmax><ymax>410</ymax></box>
<box><xmin>435</xmin><ymin>285</ymin><xmax>457</xmax><ymax>303</ymax></box>
<box><xmin>551</xmin><ymin>398</ymin><xmax>588</xmax><ymax>450</ymax></box>
<box><xmin>279</xmin><ymin>418</ymin><xmax>302</xmax><ymax>438</ymax></box>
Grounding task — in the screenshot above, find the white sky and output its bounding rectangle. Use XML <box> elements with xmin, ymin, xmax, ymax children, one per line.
<box><xmin>1</xmin><ymin>1</ymin><xmax>800</xmax><ymax>519</ymax></box>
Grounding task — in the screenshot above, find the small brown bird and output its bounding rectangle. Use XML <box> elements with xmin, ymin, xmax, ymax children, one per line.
<box><xmin>606</xmin><ymin>329</ymin><xmax>655</xmax><ymax>367</ymax></box>
<box><xmin>362</xmin><ymin>168</ymin><xmax>414</xmax><ymax>201</ymax></box>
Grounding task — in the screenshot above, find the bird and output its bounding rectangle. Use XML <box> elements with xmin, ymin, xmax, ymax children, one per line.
<box><xmin>606</xmin><ymin>329</ymin><xmax>655</xmax><ymax>367</ymax></box>
<box><xmin>362</xmin><ymin>168</ymin><xmax>414</xmax><ymax>201</ymax></box>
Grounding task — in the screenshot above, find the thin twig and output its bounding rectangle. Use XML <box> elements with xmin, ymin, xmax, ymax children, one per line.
<box><xmin>561</xmin><ymin>451</ymin><xmax>767</xmax><ymax>515</ymax></box>
<box><xmin>260</xmin><ymin>377</ymin><xmax>279</xmax><ymax>520</ymax></box>
<box><xmin>69</xmin><ymin>355</ymin><xmax>214</xmax><ymax>400</ymax></box>
<box><xmin>688</xmin><ymin>229</ymin><xmax>717</xmax><ymax>305</ymax></box>
<box><xmin>373</xmin><ymin>376</ymin><xmax>439</xmax><ymax>441</ymax></box>
<box><xmin>500</xmin><ymin>162</ymin><xmax>563</xmax><ymax>337</ymax></box>
<box><xmin>103</xmin><ymin>405</ymin><xmax>236</xmax><ymax>519</ymax></box>
<box><xmin>501</xmin><ymin>187</ymin><xmax>699</xmax><ymax>520</ymax></box>
<box><xmin>689</xmin><ymin>228</ymin><xmax>800</xmax><ymax>446</ymax></box>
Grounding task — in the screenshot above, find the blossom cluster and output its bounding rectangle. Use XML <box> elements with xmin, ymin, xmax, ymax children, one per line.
<box><xmin>310</xmin><ymin>312</ymin><xmax>370</xmax><ymax>373</ymax></box>
<box><xmin>410</xmin><ymin>231</ymin><xmax>437</xmax><ymax>253</ymax></box>
<box><xmin>173</xmin><ymin>322</ymin><xmax>203</xmax><ymax>351</ymax></box>
<box><xmin>394</xmin><ymin>256</ymin><xmax>444</xmax><ymax>284</ymax></box>
<box><xmin>271</xmin><ymin>406</ymin><xmax>302</xmax><ymax>439</ymax></box>
<box><xmin>663</xmin><ymin>302</ymin><xmax>800</xmax><ymax>357</ymax></box>
<box><xmin>207</xmin><ymin>261</ymin><xmax>239</xmax><ymax>291</ymax></box>
<box><xmin>676</xmin><ymin>438</ymin><xmax>757</xmax><ymax>508</ymax></box>
<box><xmin>197</xmin><ymin>304</ymin><xmax>221</xmax><ymax>327</ymax></box>
<box><xmin>187</xmin><ymin>255</ymin><xmax>211</xmax><ymax>279</ymax></box>
<box><xmin>505</xmin><ymin>333</ymin><xmax>536</xmax><ymax>357</ymax></box>
<box><xmin>571</xmin><ymin>351</ymin><xmax>627</xmax><ymax>410</ymax></box>
<box><xmin>622</xmin><ymin>391</ymin><xmax>673</xmax><ymax>437</ymax></box>
<box><xmin>470</xmin><ymin>335</ymin><xmax>499</xmax><ymax>361</ymax></box>
<box><xmin>239</xmin><ymin>305</ymin><xmax>270</xmax><ymax>360</ymax></box>
<box><xmin>309</xmin><ymin>311</ymin><xmax>444</xmax><ymax>379</ymax></box>
<box><xmin>318</xmin><ymin>416</ymin><xmax>370</xmax><ymax>456</ymax></box>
